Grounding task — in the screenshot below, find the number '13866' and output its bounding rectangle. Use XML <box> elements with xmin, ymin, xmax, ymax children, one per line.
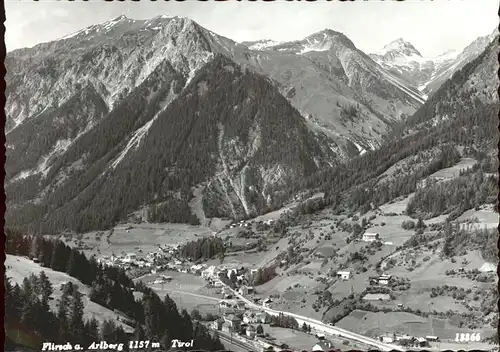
<box><xmin>455</xmin><ymin>332</ymin><xmax>481</xmax><ymax>342</ymax></box>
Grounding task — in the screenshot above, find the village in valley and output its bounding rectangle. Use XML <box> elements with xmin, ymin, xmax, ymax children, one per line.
<box><xmin>6</xmin><ymin>162</ymin><xmax>498</xmax><ymax>352</ymax></box>
<box><xmin>47</xmin><ymin>190</ymin><xmax>497</xmax><ymax>352</ymax></box>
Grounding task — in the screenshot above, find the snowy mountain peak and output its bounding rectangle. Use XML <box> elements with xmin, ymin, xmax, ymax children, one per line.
<box><xmin>380</xmin><ymin>38</ymin><xmax>422</xmax><ymax>57</ymax></box>
<box><xmin>307</xmin><ymin>28</ymin><xmax>341</xmax><ymax>38</ymax></box>
<box><xmin>154</xmin><ymin>14</ymin><xmax>174</xmax><ymax>20</ymax></box>
<box><xmin>112</xmin><ymin>15</ymin><xmax>128</xmax><ymax>21</ymax></box>
<box><xmin>304</xmin><ymin>29</ymin><xmax>350</xmax><ymax>44</ymax></box>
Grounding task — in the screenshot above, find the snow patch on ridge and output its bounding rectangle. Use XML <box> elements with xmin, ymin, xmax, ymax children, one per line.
<box><xmin>247</xmin><ymin>40</ymin><xmax>283</xmax><ymax>51</ymax></box>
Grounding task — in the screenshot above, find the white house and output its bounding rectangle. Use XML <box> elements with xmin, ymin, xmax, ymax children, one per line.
<box><xmin>362</xmin><ymin>232</ymin><xmax>380</xmax><ymax>242</ymax></box>
<box><xmin>262</xmin><ymin>298</ymin><xmax>273</xmax><ymax>308</ymax></box>
<box><xmin>312</xmin><ymin>340</ymin><xmax>333</xmax><ymax>352</ymax></box>
<box><xmin>380</xmin><ymin>333</ymin><xmax>395</xmax><ymax>343</ymax></box>
<box><xmin>336</xmin><ymin>271</ymin><xmax>351</xmax><ymax>280</ymax></box>
<box><xmin>395</xmin><ymin>334</ymin><xmax>413</xmax><ymax>342</ymax></box>
<box><xmin>238</xmin><ymin>286</ymin><xmax>249</xmax><ymax>296</ymax></box>
<box><xmin>416</xmin><ymin>337</ymin><xmax>429</xmax><ymax>346</ymax></box>
<box><xmin>221</xmin><ymin>322</ymin><xmax>232</xmax><ymax>334</ymax></box>
<box><xmin>378</xmin><ymin>274</ymin><xmax>392</xmax><ymax>285</ymax></box>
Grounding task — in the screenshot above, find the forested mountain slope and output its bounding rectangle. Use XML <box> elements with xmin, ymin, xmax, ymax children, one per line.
<box><xmin>293</xmin><ymin>35</ymin><xmax>499</xmax><ymax>217</ymax></box>
<box><xmin>6</xmin><ymin>55</ymin><xmax>337</xmax><ymax>234</ymax></box>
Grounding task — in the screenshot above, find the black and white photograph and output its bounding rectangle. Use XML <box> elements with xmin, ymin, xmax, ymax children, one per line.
<box><xmin>4</xmin><ymin>0</ymin><xmax>499</xmax><ymax>351</ymax></box>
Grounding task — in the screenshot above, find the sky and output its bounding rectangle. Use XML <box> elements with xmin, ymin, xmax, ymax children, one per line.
<box><xmin>5</xmin><ymin>0</ymin><xmax>498</xmax><ymax>57</ymax></box>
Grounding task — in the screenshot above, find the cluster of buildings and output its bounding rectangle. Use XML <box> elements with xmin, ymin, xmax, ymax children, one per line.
<box><xmin>228</xmin><ymin>219</ymin><xmax>276</xmax><ymax>230</ymax></box>
<box><xmin>229</xmin><ymin>220</ymin><xmax>253</xmax><ymax>229</ymax></box>
<box><xmin>95</xmin><ymin>243</ymin><xmax>184</xmax><ymax>272</ymax></box>
<box><xmin>96</xmin><ymin>253</ymin><xmax>153</xmax><ymax>269</ymax></box>
<box><xmin>199</xmin><ymin>263</ymin><xmax>261</xmax><ymax>287</ymax></box>
<box><xmin>211</xmin><ymin>310</ymin><xmax>266</xmax><ymax>340</ymax></box>
<box><xmin>335</xmin><ymin>271</ymin><xmax>392</xmax><ymax>283</ymax></box>
<box><xmin>332</xmin><ymin>271</ymin><xmax>393</xmax><ymax>286</ymax></box>
<box><xmin>379</xmin><ymin>333</ymin><xmax>439</xmax><ymax>347</ymax></box>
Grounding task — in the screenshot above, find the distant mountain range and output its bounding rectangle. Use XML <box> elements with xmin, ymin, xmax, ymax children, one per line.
<box><xmin>370</xmin><ymin>29</ymin><xmax>497</xmax><ymax>98</ymax></box>
<box><xmin>305</xmin><ymin>34</ymin><xmax>498</xmax><ymax>220</ymax></box>
<box><xmin>5</xmin><ymin>15</ymin><xmax>496</xmax><ymax>233</ymax></box>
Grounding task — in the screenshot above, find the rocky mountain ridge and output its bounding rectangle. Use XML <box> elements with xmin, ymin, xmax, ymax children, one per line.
<box><xmin>5</xmin><ymin>15</ymin><xmax>495</xmax><ymax>233</ymax></box>
<box><xmin>370</xmin><ymin>29</ymin><xmax>497</xmax><ymax>97</ymax></box>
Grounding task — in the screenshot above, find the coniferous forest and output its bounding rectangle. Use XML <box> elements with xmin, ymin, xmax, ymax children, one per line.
<box><xmin>179</xmin><ymin>237</ymin><xmax>226</xmax><ymax>262</ymax></box>
<box><xmin>5</xmin><ymin>230</ymin><xmax>225</xmax><ymax>352</ymax></box>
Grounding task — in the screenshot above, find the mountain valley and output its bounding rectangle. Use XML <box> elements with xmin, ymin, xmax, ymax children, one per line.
<box><xmin>6</xmin><ymin>15</ymin><xmax>496</xmax><ymax>234</ymax></box>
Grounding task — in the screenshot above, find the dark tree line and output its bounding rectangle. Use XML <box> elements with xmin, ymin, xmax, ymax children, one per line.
<box><xmin>146</xmin><ymin>200</ymin><xmax>199</xmax><ymax>225</ymax></box>
<box><xmin>441</xmin><ymin>223</ymin><xmax>498</xmax><ymax>263</ymax></box>
<box><xmin>5</xmin><ymin>272</ymin><xmax>127</xmax><ymax>351</ymax></box>
<box><xmin>267</xmin><ymin>313</ymin><xmax>299</xmax><ymax>330</ymax></box>
<box><xmin>179</xmin><ymin>237</ymin><xmax>226</xmax><ymax>262</ymax></box>
<box><xmin>134</xmin><ymin>283</ymin><xmax>224</xmax><ymax>351</ymax></box>
<box><xmin>252</xmin><ymin>266</ymin><xmax>277</xmax><ymax>286</ymax></box>
<box><xmin>407</xmin><ymin>165</ymin><xmax>497</xmax><ymax>218</ymax></box>
<box><xmin>6</xmin><ymin>230</ymin><xmax>137</xmax><ymax>319</ymax></box>
<box><xmin>5</xmin><ymin>230</ymin><xmax>224</xmax><ymax>351</ymax></box>
<box><xmin>294</xmin><ymin>143</ymin><xmax>464</xmax><ymax>216</ymax></box>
